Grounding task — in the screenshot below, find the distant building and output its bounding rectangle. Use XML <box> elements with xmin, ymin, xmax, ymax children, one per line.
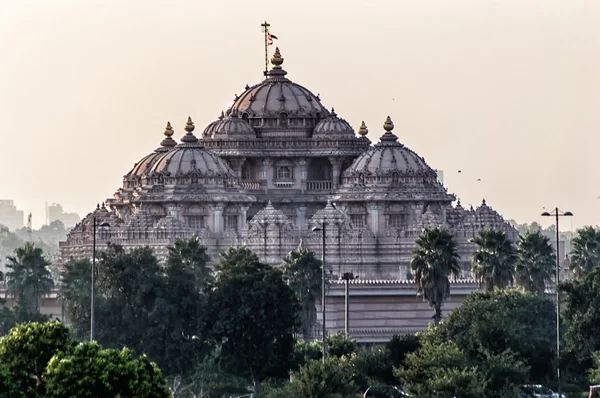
<box><xmin>0</xmin><ymin>200</ymin><xmax>24</xmax><ymax>231</ymax></box>
<box><xmin>45</xmin><ymin>203</ymin><xmax>80</xmax><ymax>227</ymax></box>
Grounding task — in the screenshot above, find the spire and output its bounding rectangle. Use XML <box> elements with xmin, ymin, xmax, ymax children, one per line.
<box><xmin>271</xmin><ymin>47</ymin><xmax>284</xmax><ymax>69</ymax></box>
<box><xmin>378</xmin><ymin>116</ymin><xmax>400</xmax><ymax>145</ymax></box>
<box><xmin>180</xmin><ymin>116</ymin><xmax>200</xmax><ymax>144</ymax></box>
<box><xmin>159</xmin><ymin>121</ymin><xmax>177</xmax><ymax>148</ymax></box>
<box><xmin>330</xmin><ymin>107</ymin><xmax>337</xmax><ymax>117</ymax></box>
<box><xmin>357</xmin><ymin>121</ymin><xmax>368</xmax><ymax>137</ymax></box>
<box><xmin>219</xmin><ymin>111</ymin><xmax>225</xmax><ymax>120</ymax></box>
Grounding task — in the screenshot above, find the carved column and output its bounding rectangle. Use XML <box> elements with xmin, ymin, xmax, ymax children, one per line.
<box><xmin>329</xmin><ymin>157</ymin><xmax>342</xmax><ymax>189</ymax></box>
<box><xmin>240</xmin><ymin>205</ymin><xmax>250</xmax><ymax>236</ymax></box>
<box><xmin>367</xmin><ymin>203</ymin><xmax>382</xmax><ymax>235</ymax></box>
<box><xmin>297</xmin><ymin>158</ymin><xmax>308</xmax><ymax>192</ymax></box>
<box><xmin>261</xmin><ymin>158</ymin><xmax>272</xmax><ymax>190</ymax></box>
<box><xmin>211</xmin><ymin>203</ymin><xmax>225</xmax><ymax>234</ymax></box>
<box><xmin>296</xmin><ymin>204</ymin><xmax>306</xmax><ymax>233</ymax></box>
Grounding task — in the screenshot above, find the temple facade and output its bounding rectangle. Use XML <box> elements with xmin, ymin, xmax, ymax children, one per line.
<box><xmin>58</xmin><ymin>47</ymin><xmax>516</xmax><ymax>340</ymax></box>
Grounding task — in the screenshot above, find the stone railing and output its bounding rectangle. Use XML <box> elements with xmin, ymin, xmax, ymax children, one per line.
<box><xmin>306</xmin><ymin>180</ymin><xmax>332</xmax><ymax>191</ymax></box>
<box><xmin>240</xmin><ymin>181</ymin><xmax>264</xmax><ymax>190</ymax></box>
<box><xmin>273</xmin><ymin>180</ymin><xmax>294</xmax><ymax>188</ymax></box>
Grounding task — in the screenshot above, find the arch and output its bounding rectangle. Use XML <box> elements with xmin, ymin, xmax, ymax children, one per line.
<box><xmin>279</xmin><ymin>112</ymin><xmax>288</xmax><ymax>127</ymax></box>
<box><xmin>307</xmin><ymin>158</ymin><xmax>332</xmax><ymax>181</ymax></box>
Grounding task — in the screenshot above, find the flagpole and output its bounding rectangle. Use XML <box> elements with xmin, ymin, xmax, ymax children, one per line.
<box><xmin>261</xmin><ymin>21</ymin><xmax>270</xmax><ymax>76</ymax></box>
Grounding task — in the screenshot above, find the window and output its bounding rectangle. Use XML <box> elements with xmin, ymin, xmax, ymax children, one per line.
<box><xmin>351</xmin><ymin>214</ymin><xmax>365</xmax><ymax>228</ymax></box>
<box><xmin>188</xmin><ymin>216</ymin><xmax>205</xmax><ymax>230</ymax></box>
<box><xmin>277</xmin><ymin>166</ymin><xmax>292</xmax><ymax>180</ymax></box>
<box><xmin>388</xmin><ymin>214</ymin><xmax>406</xmax><ymax>229</ymax></box>
<box><xmin>225</xmin><ymin>215</ymin><xmax>238</xmax><ymax>231</ymax></box>
<box><xmin>242</xmin><ymin>165</ymin><xmax>251</xmax><ymax>181</ymax></box>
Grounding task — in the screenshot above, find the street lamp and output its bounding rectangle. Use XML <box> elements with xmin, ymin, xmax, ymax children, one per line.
<box><xmin>312</xmin><ymin>222</ymin><xmax>327</xmax><ymax>363</ymax></box>
<box><xmin>340</xmin><ymin>272</ymin><xmax>358</xmax><ymax>335</ymax></box>
<box><xmin>91</xmin><ymin>216</ymin><xmax>110</xmax><ymax>342</ymax></box>
<box><xmin>541</xmin><ymin>207</ymin><xmax>573</xmax><ymax>398</ymax></box>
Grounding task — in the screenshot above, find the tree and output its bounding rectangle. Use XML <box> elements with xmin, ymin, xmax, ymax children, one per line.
<box><xmin>282</xmin><ymin>241</ymin><xmax>322</xmax><ymax>339</ymax></box>
<box><xmin>562</xmin><ymin>267</ymin><xmax>600</xmax><ymax>380</ymax></box>
<box><xmin>0</xmin><ymin>321</ymin><xmax>75</xmax><ymax>397</ymax></box>
<box><xmin>58</xmin><ymin>258</ymin><xmax>91</xmax><ymax>340</ymax></box>
<box><xmin>60</xmin><ymin>243</ymin><xmax>209</xmax><ymax>377</ymax></box>
<box><xmin>471</xmin><ymin>229</ymin><xmax>517</xmax><ymax>290</ymax></box>
<box><xmin>4</xmin><ymin>242</ymin><xmax>54</xmax><ymax>313</ymax></box>
<box><xmin>516</xmin><ymin>230</ymin><xmax>555</xmax><ymax>295</ymax></box>
<box><xmin>203</xmin><ymin>246</ymin><xmax>300</xmax><ymax>394</ymax></box>
<box><xmin>165</xmin><ymin>235</ymin><xmax>211</xmax><ymax>287</ymax></box>
<box><xmin>569</xmin><ymin>226</ymin><xmax>600</xmax><ymax>278</ymax></box>
<box><xmin>284</xmin><ymin>356</ymin><xmax>360</xmax><ymax>398</ymax></box>
<box><xmin>426</xmin><ymin>289</ymin><xmax>555</xmax><ymax>383</ymax></box>
<box><xmin>410</xmin><ymin>227</ymin><xmax>461</xmax><ymax>324</ymax></box>
<box><xmin>326</xmin><ymin>332</ymin><xmax>358</xmax><ymax>358</ymax></box>
<box><xmin>43</xmin><ymin>342</ymin><xmax>170</xmax><ymax>398</ymax></box>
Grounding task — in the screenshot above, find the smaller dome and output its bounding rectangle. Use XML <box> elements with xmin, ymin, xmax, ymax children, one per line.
<box><xmin>313</xmin><ymin>108</ymin><xmax>355</xmax><ymax>138</ymax></box>
<box><xmin>145</xmin><ymin>117</ymin><xmax>238</xmax><ymax>187</ymax></box>
<box><xmin>342</xmin><ymin>116</ymin><xmax>439</xmax><ymax>187</ymax></box>
<box><xmin>125</xmin><ymin>122</ymin><xmax>177</xmax><ymax>179</ymax></box>
<box><xmin>203</xmin><ymin>111</ymin><xmax>256</xmax><ymax>140</ymax></box>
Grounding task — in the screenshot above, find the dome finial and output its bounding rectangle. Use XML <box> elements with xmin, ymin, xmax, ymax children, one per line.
<box><xmin>383</xmin><ymin>116</ymin><xmax>394</xmax><ymax>132</ymax></box>
<box><xmin>219</xmin><ymin>111</ymin><xmax>225</xmax><ymax>120</ymax></box>
<box><xmin>357</xmin><ymin>121</ymin><xmax>368</xmax><ymax>136</ymax></box>
<box><xmin>164</xmin><ymin>121</ymin><xmax>174</xmax><ymax>138</ymax></box>
<box><xmin>271</xmin><ymin>47</ymin><xmax>284</xmax><ymax>69</ymax></box>
<box><xmin>185</xmin><ymin>117</ymin><xmax>195</xmax><ymax>133</ymax></box>
<box><xmin>330</xmin><ymin>107</ymin><xmax>336</xmax><ymax>117</ymax></box>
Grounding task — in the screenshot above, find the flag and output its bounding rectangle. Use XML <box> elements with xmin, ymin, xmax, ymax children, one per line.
<box><xmin>267</xmin><ymin>32</ymin><xmax>278</xmax><ymax>45</ymax></box>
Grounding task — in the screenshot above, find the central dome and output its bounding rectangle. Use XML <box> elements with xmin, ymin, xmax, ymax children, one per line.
<box><xmin>230</xmin><ymin>48</ymin><xmax>327</xmax><ymax>120</ymax></box>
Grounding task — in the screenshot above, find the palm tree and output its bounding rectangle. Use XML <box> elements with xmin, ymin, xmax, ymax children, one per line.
<box><xmin>516</xmin><ymin>230</ymin><xmax>555</xmax><ymax>295</ymax></box>
<box><xmin>471</xmin><ymin>230</ymin><xmax>517</xmax><ymax>291</ymax></box>
<box><xmin>59</xmin><ymin>258</ymin><xmax>92</xmax><ymax>339</ymax></box>
<box><xmin>410</xmin><ymin>227</ymin><xmax>461</xmax><ymax>324</ymax></box>
<box><xmin>569</xmin><ymin>226</ymin><xmax>600</xmax><ymax>278</ymax></box>
<box><xmin>282</xmin><ymin>241</ymin><xmax>322</xmax><ymax>339</ymax></box>
<box><xmin>4</xmin><ymin>242</ymin><xmax>54</xmax><ymax>313</ymax></box>
<box><xmin>166</xmin><ymin>235</ymin><xmax>211</xmax><ymax>287</ymax></box>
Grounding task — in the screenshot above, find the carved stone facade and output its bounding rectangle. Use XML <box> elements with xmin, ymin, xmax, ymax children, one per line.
<box><xmin>59</xmin><ymin>47</ymin><xmax>516</xmax><ymax>340</ymax></box>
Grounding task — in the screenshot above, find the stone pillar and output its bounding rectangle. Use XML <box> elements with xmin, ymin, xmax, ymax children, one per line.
<box><xmin>212</xmin><ymin>204</ymin><xmax>224</xmax><ymax>234</ymax></box>
<box><xmin>367</xmin><ymin>203</ymin><xmax>382</xmax><ymax>235</ymax></box>
<box><xmin>329</xmin><ymin>157</ymin><xmax>343</xmax><ymax>189</ymax></box>
<box><xmin>261</xmin><ymin>158</ymin><xmax>272</xmax><ymax>190</ymax></box>
<box><xmin>240</xmin><ymin>205</ymin><xmax>249</xmax><ymax>235</ymax></box>
<box><xmin>298</xmin><ymin>158</ymin><xmax>308</xmax><ymax>192</ymax></box>
<box><xmin>296</xmin><ymin>204</ymin><xmax>306</xmax><ymax>233</ymax></box>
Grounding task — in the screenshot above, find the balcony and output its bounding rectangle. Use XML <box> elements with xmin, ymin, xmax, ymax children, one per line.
<box><xmin>240</xmin><ymin>181</ymin><xmax>264</xmax><ymax>190</ymax></box>
<box><xmin>306</xmin><ymin>180</ymin><xmax>333</xmax><ymax>191</ymax></box>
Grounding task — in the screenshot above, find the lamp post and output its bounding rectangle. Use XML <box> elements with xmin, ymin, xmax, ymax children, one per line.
<box><xmin>312</xmin><ymin>222</ymin><xmax>327</xmax><ymax>363</ymax></box>
<box><xmin>541</xmin><ymin>207</ymin><xmax>573</xmax><ymax>398</ymax></box>
<box><xmin>341</xmin><ymin>272</ymin><xmax>358</xmax><ymax>335</ymax></box>
<box><xmin>91</xmin><ymin>217</ymin><xmax>110</xmax><ymax>342</ymax></box>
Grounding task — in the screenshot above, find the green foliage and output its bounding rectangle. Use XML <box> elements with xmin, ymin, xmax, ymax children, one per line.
<box><xmin>60</xmin><ymin>240</ymin><xmax>210</xmax><ymax>377</ymax></box>
<box><xmin>351</xmin><ymin>347</ymin><xmax>395</xmax><ymax>387</ymax></box>
<box><xmin>58</xmin><ymin>258</ymin><xmax>91</xmax><ymax>339</ymax></box>
<box><xmin>327</xmin><ymin>332</ymin><xmax>358</xmax><ymax>358</ymax></box>
<box><xmin>4</xmin><ymin>242</ymin><xmax>54</xmax><ymax>313</ymax></box>
<box><xmin>396</xmin><ymin>340</ymin><xmax>487</xmax><ymax>398</ymax></box>
<box><xmin>285</xmin><ymin>356</ymin><xmax>361</xmax><ymax>398</ymax></box>
<box><xmin>569</xmin><ymin>226</ymin><xmax>600</xmax><ymax>278</ymax></box>
<box><xmin>292</xmin><ymin>339</ymin><xmax>322</xmax><ymax>370</ymax></box>
<box><xmin>43</xmin><ymin>342</ymin><xmax>170</xmax><ymax>398</ymax></box>
<box><xmin>396</xmin><ymin>339</ymin><xmax>528</xmax><ymax>398</ymax></box>
<box><xmin>516</xmin><ymin>230</ymin><xmax>555</xmax><ymax>295</ymax></box>
<box><xmin>0</xmin><ymin>303</ymin><xmax>15</xmax><ymax>337</ymax></box>
<box><xmin>410</xmin><ymin>227</ymin><xmax>461</xmax><ymax>323</ymax></box>
<box><xmin>562</xmin><ymin>267</ymin><xmax>600</xmax><ymax>380</ymax></box>
<box><xmin>0</xmin><ymin>321</ymin><xmax>75</xmax><ymax>397</ymax></box>
<box><xmin>282</xmin><ymin>241</ymin><xmax>322</xmax><ymax>339</ymax></box>
<box><xmin>471</xmin><ymin>229</ymin><xmax>517</xmax><ymax>291</ymax></box>
<box><xmin>204</xmin><ymin>246</ymin><xmax>300</xmax><ymax>393</ymax></box>
<box><xmin>426</xmin><ymin>289</ymin><xmax>555</xmax><ymax>383</ymax></box>
<box><xmin>386</xmin><ymin>333</ymin><xmax>421</xmax><ymax>368</ymax></box>
<box><xmin>589</xmin><ymin>352</ymin><xmax>600</xmax><ymax>384</ymax></box>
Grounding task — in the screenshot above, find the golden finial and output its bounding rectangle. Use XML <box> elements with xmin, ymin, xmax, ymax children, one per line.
<box><xmin>163</xmin><ymin>121</ymin><xmax>174</xmax><ymax>137</ymax></box>
<box><xmin>357</xmin><ymin>121</ymin><xmax>368</xmax><ymax>136</ymax></box>
<box><xmin>383</xmin><ymin>116</ymin><xmax>394</xmax><ymax>132</ymax></box>
<box><xmin>271</xmin><ymin>47</ymin><xmax>284</xmax><ymax>69</ymax></box>
<box><xmin>184</xmin><ymin>116</ymin><xmax>195</xmax><ymax>133</ymax></box>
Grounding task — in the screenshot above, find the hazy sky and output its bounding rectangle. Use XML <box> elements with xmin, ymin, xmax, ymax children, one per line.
<box><xmin>0</xmin><ymin>0</ymin><xmax>598</xmax><ymax>230</ymax></box>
